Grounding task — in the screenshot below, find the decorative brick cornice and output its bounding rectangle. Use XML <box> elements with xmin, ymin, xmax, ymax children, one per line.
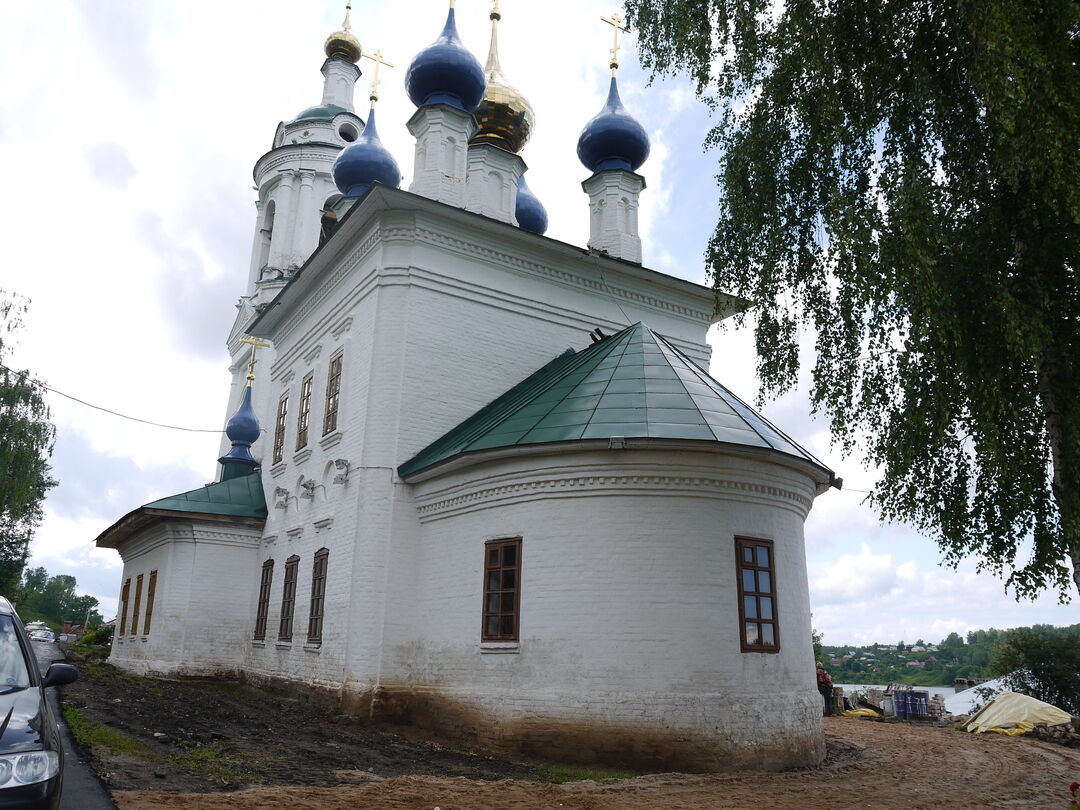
<box><xmin>414</xmin><ymin>470</ymin><xmax>813</xmax><ymax>522</ymax></box>
<box><xmin>412</xmin><ymin>226</ymin><xmax>712</xmax><ymax>324</ymax></box>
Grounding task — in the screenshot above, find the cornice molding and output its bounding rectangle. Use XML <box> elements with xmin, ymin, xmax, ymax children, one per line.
<box><xmin>412</xmin><ymin>226</ymin><xmax>712</xmax><ymax>324</ymax></box>
<box><xmin>414</xmin><ymin>471</ymin><xmax>813</xmax><ymax>523</ymax></box>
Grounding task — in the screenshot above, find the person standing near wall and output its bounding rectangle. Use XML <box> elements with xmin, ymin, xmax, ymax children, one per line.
<box><xmin>816</xmin><ymin>661</ymin><xmax>834</xmax><ymax>716</ymax></box>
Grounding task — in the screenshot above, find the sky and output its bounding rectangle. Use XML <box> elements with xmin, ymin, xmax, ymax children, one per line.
<box><xmin>0</xmin><ymin>0</ymin><xmax>1071</xmax><ymax>645</ymax></box>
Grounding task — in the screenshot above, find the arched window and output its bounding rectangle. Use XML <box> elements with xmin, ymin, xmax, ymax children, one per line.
<box><xmin>279</xmin><ymin>555</ymin><xmax>300</xmax><ymax>641</ymax></box>
<box><xmin>319</xmin><ymin>210</ymin><xmax>338</xmax><ymax>247</ymax></box>
<box><xmin>254</xmin><ymin>559</ymin><xmax>274</xmax><ymax>641</ymax></box>
<box><xmin>307</xmin><ymin>548</ymin><xmax>329</xmax><ymax>644</ymax></box>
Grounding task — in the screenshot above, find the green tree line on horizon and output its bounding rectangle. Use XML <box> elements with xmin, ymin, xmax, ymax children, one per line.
<box><xmin>14</xmin><ymin>566</ymin><xmax>103</xmax><ymax>632</ymax></box>
<box><xmin>820</xmin><ymin>623</ymin><xmax>1080</xmax><ymax>688</ymax></box>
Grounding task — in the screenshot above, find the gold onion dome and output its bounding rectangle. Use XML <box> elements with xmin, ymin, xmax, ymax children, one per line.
<box><xmin>472</xmin><ymin>6</ymin><xmax>534</xmax><ymax>154</ymax></box>
<box><xmin>324</xmin><ymin>2</ymin><xmax>362</xmax><ymax>63</ymax></box>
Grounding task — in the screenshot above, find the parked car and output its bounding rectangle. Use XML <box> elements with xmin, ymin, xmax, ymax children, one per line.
<box><xmin>0</xmin><ymin>596</ymin><xmax>77</xmax><ymax>809</ymax></box>
<box><xmin>28</xmin><ymin>631</ymin><xmax>56</xmax><ymax>644</ymax></box>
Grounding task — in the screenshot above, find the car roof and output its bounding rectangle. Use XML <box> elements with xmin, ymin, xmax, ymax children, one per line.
<box><xmin>0</xmin><ymin>597</ymin><xmax>14</xmax><ymax>616</ymax></box>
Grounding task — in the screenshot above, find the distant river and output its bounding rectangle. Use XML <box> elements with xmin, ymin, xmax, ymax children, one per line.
<box><xmin>837</xmin><ymin>683</ymin><xmax>956</xmax><ymax>699</ymax></box>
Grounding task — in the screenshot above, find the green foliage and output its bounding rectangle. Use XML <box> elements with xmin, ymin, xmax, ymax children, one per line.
<box><xmin>625</xmin><ymin>0</ymin><xmax>1080</xmax><ymax>598</ymax></box>
<box><xmin>78</xmin><ymin>624</ymin><xmax>114</xmax><ymax>646</ymax></box>
<box><xmin>0</xmin><ymin>293</ymin><xmax>56</xmax><ymax>594</ymax></box>
<box><xmin>533</xmin><ymin>763</ymin><xmax>635</xmax><ymax>783</ymax></box>
<box><xmin>819</xmin><ymin>623</ymin><xmax>1080</xmax><ymax>686</ymax></box>
<box><xmin>990</xmin><ymin>626</ymin><xmax>1080</xmax><ymax>713</ymax></box>
<box><xmin>17</xmin><ymin>566</ymin><xmax>103</xmax><ymax>628</ymax></box>
<box><xmin>812</xmin><ymin>627</ymin><xmax>823</xmax><ymax>662</ymax></box>
<box><xmin>61</xmin><ymin>705</ymin><xmax>155</xmax><ymax>758</ymax></box>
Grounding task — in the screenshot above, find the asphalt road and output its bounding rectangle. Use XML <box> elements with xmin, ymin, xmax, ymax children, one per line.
<box><xmin>31</xmin><ymin>641</ymin><xmax>116</xmax><ymax>810</ymax></box>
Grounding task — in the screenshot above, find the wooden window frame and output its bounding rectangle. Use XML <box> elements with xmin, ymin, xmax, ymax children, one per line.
<box><xmin>307</xmin><ymin>548</ymin><xmax>329</xmax><ymax>644</ymax></box>
<box><xmin>278</xmin><ymin>555</ymin><xmax>300</xmax><ymax>641</ymax></box>
<box><xmin>295</xmin><ymin>372</ymin><xmax>314</xmax><ymax>450</ymax></box>
<box><xmin>322</xmin><ymin>351</ymin><xmax>343</xmax><ymax>436</ymax></box>
<box><xmin>142</xmin><ymin>570</ymin><xmax>157</xmax><ymax>636</ymax></box>
<box><xmin>736</xmin><ymin>536</ymin><xmax>780</xmax><ymax>654</ymax></box>
<box><xmin>254</xmin><ymin>559</ymin><xmax>274</xmax><ymax>641</ymax></box>
<box><xmin>481</xmin><ymin>538</ymin><xmax>522</xmax><ymax>642</ymax></box>
<box><xmin>272</xmin><ymin>394</ymin><xmax>289</xmax><ymax>464</ymax></box>
<box><xmin>130</xmin><ymin>574</ymin><xmax>143</xmax><ymax>637</ymax></box>
<box><xmin>118</xmin><ymin>578</ymin><xmax>130</xmax><ymax>637</ymax></box>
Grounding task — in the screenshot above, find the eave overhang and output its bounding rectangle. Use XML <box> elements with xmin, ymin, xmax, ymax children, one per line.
<box><xmin>247</xmin><ymin>184</ymin><xmax>746</xmax><ymax>338</ymax></box>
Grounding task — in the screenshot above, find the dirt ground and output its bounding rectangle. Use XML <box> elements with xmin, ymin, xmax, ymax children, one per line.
<box><xmin>62</xmin><ymin>648</ymin><xmax>1080</xmax><ymax>810</ymax></box>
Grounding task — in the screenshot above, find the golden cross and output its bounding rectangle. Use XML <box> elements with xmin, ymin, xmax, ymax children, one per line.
<box><xmin>361</xmin><ymin>49</ymin><xmax>394</xmax><ymax>104</ymax></box>
<box><xmin>601</xmin><ymin>12</ymin><xmax>629</xmax><ymax>76</ymax></box>
<box><xmin>342</xmin><ymin>1</ymin><xmax>353</xmax><ymax>32</ymax></box>
<box><xmin>240</xmin><ymin>337</ymin><xmax>271</xmax><ymax>385</ymax></box>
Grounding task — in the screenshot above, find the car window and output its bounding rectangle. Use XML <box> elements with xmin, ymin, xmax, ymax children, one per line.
<box><xmin>0</xmin><ymin>616</ymin><xmax>31</xmax><ymax>689</ymax></box>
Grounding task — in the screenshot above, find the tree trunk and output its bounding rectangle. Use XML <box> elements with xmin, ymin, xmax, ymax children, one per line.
<box><xmin>1037</xmin><ymin>349</ymin><xmax>1080</xmax><ymax>598</ymax></box>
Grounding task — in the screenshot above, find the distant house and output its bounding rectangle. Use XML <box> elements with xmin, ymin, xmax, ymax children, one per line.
<box><xmin>906</xmin><ymin>661</ymin><xmax>924</xmax><ymax>667</ymax></box>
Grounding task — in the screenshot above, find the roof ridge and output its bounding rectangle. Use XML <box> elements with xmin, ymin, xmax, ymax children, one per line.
<box><xmin>653</xmin><ymin>331</ymin><xmax>831</xmax><ymax>469</ymax></box>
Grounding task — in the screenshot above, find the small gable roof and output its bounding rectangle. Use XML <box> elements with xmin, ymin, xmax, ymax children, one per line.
<box><xmin>398</xmin><ymin>323</ymin><xmax>836</xmax><ymax>484</ymax></box>
<box><xmin>95</xmin><ymin>472</ymin><xmax>267</xmax><ymax>549</ymax></box>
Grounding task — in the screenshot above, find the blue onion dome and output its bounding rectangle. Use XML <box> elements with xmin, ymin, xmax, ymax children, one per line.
<box><xmin>332</xmin><ymin>108</ymin><xmax>402</xmax><ymax>197</ymax></box>
<box><xmin>219</xmin><ymin>386</ymin><xmax>260</xmax><ymax>475</ymax></box>
<box><xmin>576</xmin><ymin>77</ymin><xmax>651</xmax><ymax>174</ymax></box>
<box><xmin>515</xmin><ymin>175</ymin><xmax>548</xmax><ymax>235</ymax></box>
<box><xmin>405</xmin><ymin>8</ymin><xmax>487</xmax><ymax>112</ymax></box>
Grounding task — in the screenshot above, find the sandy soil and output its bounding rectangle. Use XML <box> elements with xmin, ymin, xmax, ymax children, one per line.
<box><xmin>111</xmin><ymin>720</ymin><xmax>1080</xmax><ymax>809</ymax></box>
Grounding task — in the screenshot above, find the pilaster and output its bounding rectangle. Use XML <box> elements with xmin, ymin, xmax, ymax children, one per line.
<box><xmin>269</xmin><ymin>170</ymin><xmax>298</xmax><ymax>271</ymax></box>
<box><xmin>407</xmin><ymin>104</ymin><xmax>478</xmax><ymax>208</ymax></box>
<box><xmin>464</xmin><ymin>145</ymin><xmax>526</xmax><ymax>224</ymax></box>
<box><xmin>581</xmin><ymin>169</ymin><xmax>646</xmax><ymax>264</ymax></box>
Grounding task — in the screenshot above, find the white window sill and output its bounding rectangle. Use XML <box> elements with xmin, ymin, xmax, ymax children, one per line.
<box><xmin>251</xmin><ymin>640</ymin><xmax>266</xmax><ymax>648</ymax></box>
<box><xmin>319</xmin><ymin>431</ymin><xmax>343</xmax><ymax>450</ymax></box>
<box><xmin>293</xmin><ymin>448</ymin><xmax>313</xmax><ymax>464</ymax></box>
<box><xmin>270</xmin><ymin>461</ymin><xmax>287</xmax><ymax>478</ymax></box>
<box><xmin>479</xmin><ymin>642</ymin><xmax>520</xmax><ymax>654</ymax></box>
<box><xmin>275</xmin><ymin>641</ymin><xmax>292</xmax><ymax>650</ymax></box>
<box><xmin>303</xmin><ymin>643</ymin><xmax>322</xmax><ymax>653</ymax></box>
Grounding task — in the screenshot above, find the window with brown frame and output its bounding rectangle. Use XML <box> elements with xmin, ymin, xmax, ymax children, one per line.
<box><xmin>142</xmin><ymin>570</ymin><xmax>157</xmax><ymax>636</ymax></box>
<box><xmin>307</xmin><ymin>548</ymin><xmax>328</xmax><ymax>644</ymax></box>
<box><xmin>322</xmin><ymin>351</ymin><xmax>343</xmax><ymax>435</ymax></box>
<box><xmin>482</xmin><ymin>538</ymin><xmax>521</xmax><ymax>642</ymax></box>
<box><xmin>254</xmin><ymin>559</ymin><xmax>274</xmax><ymax>641</ymax></box>
<box><xmin>736</xmin><ymin>537</ymin><xmax>779</xmax><ymax>653</ymax></box>
<box><xmin>279</xmin><ymin>555</ymin><xmax>299</xmax><ymax>641</ymax></box>
<box><xmin>130</xmin><ymin>574</ymin><xmax>143</xmax><ymax>637</ymax></box>
<box><xmin>272</xmin><ymin>394</ymin><xmax>289</xmax><ymax>464</ymax></box>
<box><xmin>118</xmin><ymin>578</ymin><xmax>130</xmax><ymax>637</ymax></box>
<box><xmin>296</xmin><ymin>373</ymin><xmax>313</xmax><ymax>450</ymax></box>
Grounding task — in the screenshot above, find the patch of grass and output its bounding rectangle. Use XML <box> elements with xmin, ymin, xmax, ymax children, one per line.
<box><xmin>533</xmin><ymin>763</ymin><xmax>636</xmax><ymax>784</ymax></box>
<box><xmin>61</xmin><ymin>706</ymin><xmax>157</xmax><ymax>759</ymax></box>
<box><xmin>168</xmin><ymin>741</ymin><xmax>257</xmax><ymax>783</ymax></box>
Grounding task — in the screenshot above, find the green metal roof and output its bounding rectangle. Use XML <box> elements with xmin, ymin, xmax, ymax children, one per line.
<box><xmin>398</xmin><ymin>322</ymin><xmax>835</xmax><ymax>480</ymax></box>
<box><xmin>293</xmin><ymin>104</ymin><xmax>353</xmax><ymax>122</ymax></box>
<box><xmin>144</xmin><ymin>471</ymin><xmax>267</xmax><ymax>519</ymax></box>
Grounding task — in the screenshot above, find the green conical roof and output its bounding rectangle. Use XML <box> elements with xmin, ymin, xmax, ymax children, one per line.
<box><xmin>398</xmin><ymin>323</ymin><xmax>834</xmax><ymax>481</ymax></box>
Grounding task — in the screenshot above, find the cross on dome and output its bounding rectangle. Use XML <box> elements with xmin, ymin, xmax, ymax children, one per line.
<box><xmin>362</xmin><ymin>49</ymin><xmax>394</xmax><ymax>105</ymax></box>
<box><xmin>601</xmin><ymin>12</ymin><xmax>629</xmax><ymax>76</ymax></box>
<box><xmin>239</xmin><ymin>337</ymin><xmax>271</xmax><ymax>386</ymax></box>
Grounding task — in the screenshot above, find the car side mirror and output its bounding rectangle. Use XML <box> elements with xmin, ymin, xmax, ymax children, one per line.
<box><xmin>42</xmin><ymin>663</ymin><xmax>78</xmax><ymax>689</ymax></box>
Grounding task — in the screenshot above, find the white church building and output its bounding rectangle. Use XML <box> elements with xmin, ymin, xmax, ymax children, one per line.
<box><xmin>95</xmin><ymin>2</ymin><xmax>839</xmax><ymax>772</ymax></box>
